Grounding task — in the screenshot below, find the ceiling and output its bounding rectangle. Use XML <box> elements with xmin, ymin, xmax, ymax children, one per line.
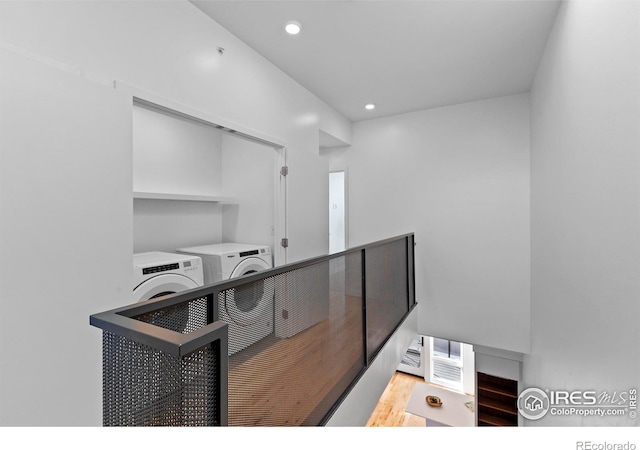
<box><xmin>192</xmin><ymin>0</ymin><xmax>560</xmax><ymax>123</ymax></box>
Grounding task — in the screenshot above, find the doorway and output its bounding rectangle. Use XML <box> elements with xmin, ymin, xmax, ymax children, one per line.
<box><xmin>397</xmin><ymin>335</ymin><xmax>426</xmax><ymax>378</ymax></box>
<box><xmin>329</xmin><ymin>171</ymin><xmax>346</xmax><ymax>254</ymax></box>
<box><xmin>397</xmin><ymin>335</ymin><xmax>476</xmax><ymax>395</ymax></box>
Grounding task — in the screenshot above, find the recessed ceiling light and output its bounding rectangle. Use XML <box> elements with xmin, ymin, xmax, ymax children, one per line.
<box><xmin>285</xmin><ymin>21</ymin><xmax>302</xmax><ymax>35</ymax></box>
<box><xmin>365</xmin><ymin>103</ymin><xmax>376</xmax><ymax>110</ymax></box>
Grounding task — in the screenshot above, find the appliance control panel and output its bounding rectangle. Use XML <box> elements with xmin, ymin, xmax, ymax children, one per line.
<box><xmin>142</xmin><ymin>263</ymin><xmax>179</xmax><ymax>275</ymax></box>
<box><xmin>182</xmin><ymin>260</ymin><xmax>201</xmax><ymax>274</ymax></box>
<box><xmin>228</xmin><ymin>247</ymin><xmax>271</xmax><ymax>259</ymax></box>
<box><xmin>141</xmin><ymin>260</ymin><xmax>201</xmax><ymax>275</ymax></box>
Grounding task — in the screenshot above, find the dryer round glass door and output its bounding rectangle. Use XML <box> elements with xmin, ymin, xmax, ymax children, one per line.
<box><xmin>132</xmin><ymin>273</ymin><xmax>200</xmax><ymax>303</ymax></box>
<box><xmin>223</xmin><ymin>258</ymin><xmax>274</xmax><ymax>326</ymax></box>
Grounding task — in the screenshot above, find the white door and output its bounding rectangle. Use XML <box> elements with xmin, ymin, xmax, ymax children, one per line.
<box><xmin>329</xmin><ymin>171</ymin><xmax>346</xmax><ymax>254</ymax></box>
<box><xmin>220</xmin><ymin>134</ymin><xmax>287</xmax><ymax>268</ymax></box>
<box><xmin>285</xmin><ymin>142</ymin><xmax>329</xmax><ymax>263</ymax></box>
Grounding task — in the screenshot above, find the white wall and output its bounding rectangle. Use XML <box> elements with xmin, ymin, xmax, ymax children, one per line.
<box><xmin>0</xmin><ymin>48</ymin><xmax>132</xmax><ymax>426</ymax></box>
<box><xmin>133</xmin><ymin>103</ymin><xmax>224</xmax><ymax>253</ymax></box>
<box><xmin>0</xmin><ymin>0</ymin><xmax>350</xmax><ymax>426</ymax></box>
<box><xmin>221</xmin><ymin>133</ymin><xmax>276</xmax><ymax>249</ymax></box>
<box><xmin>525</xmin><ymin>0</ymin><xmax>640</xmax><ymax>426</ymax></box>
<box><xmin>133</xmin><ymin>199</ymin><xmax>223</xmax><ymax>254</ymax></box>
<box><xmin>330</xmin><ymin>94</ymin><xmax>531</xmax><ymax>354</ymax></box>
<box><xmin>132</xmin><ymin>103</ymin><xmax>224</xmax><ymax>197</ymax></box>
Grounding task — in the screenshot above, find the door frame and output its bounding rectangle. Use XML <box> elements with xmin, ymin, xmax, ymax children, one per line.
<box><xmin>273</xmin><ymin>146</ymin><xmax>287</xmax><ymax>267</ymax></box>
<box><xmin>329</xmin><ymin>169</ymin><xmax>348</xmax><ymax>253</ymax></box>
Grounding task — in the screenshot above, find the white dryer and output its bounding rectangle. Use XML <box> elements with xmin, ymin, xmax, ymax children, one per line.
<box><xmin>176</xmin><ymin>243</ymin><xmax>273</xmax><ymax>355</ymax></box>
<box><xmin>132</xmin><ymin>251</ymin><xmax>204</xmax><ymax>302</ymax></box>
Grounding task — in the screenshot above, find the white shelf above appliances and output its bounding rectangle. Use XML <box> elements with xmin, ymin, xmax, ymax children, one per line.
<box><xmin>133</xmin><ymin>191</ymin><xmax>236</xmax><ymax>203</ymax></box>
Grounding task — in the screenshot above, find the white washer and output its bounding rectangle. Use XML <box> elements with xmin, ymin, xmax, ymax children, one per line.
<box><xmin>176</xmin><ymin>243</ymin><xmax>274</xmax><ymax>355</ymax></box>
<box><xmin>132</xmin><ymin>251</ymin><xmax>204</xmax><ymax>303</ymax></box>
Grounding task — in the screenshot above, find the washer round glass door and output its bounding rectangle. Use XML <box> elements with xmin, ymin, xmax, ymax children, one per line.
<box><xmin>132</xmin><ymin>273</ymin><xmax>200</xmax><ymax>303</ymax></box>
<box><xmin>224</xmin><ymin>258</ymin><xmax>273</xmax><ymax>326</ymax></box>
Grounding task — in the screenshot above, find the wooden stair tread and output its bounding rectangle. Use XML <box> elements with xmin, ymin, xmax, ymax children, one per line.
<box><xmin>477</xmin><ymin>397</ymin><xmax>517</xmax><ymax>415</ymax></box>
<box><xmin>478</xmin><ymin>411</ymin><xmax>518</xmax><ymax>426</ymax></box>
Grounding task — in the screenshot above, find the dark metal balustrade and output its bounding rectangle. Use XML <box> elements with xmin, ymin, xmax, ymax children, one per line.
<box><xmin>90</xmin><ymin>233</ymin><xmax>416</xmax><ymax>426</ymax></box>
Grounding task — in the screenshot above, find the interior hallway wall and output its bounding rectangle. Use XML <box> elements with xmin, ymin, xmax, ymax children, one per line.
<box><xmin>526</xmin><ymin>0</ymin><xmax>640</xmax><ymax>426</ymax></box>
<box><xmin>329</xmin><ymin>93</ymin><xmax>531</xmax><ymax>354</ymax></box>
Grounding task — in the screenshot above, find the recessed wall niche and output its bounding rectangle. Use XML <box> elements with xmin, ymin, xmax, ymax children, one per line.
<box><xmin>132</xmin><ymin>100</ymin><xmax>279</xmax><ymax>255</ymax></box>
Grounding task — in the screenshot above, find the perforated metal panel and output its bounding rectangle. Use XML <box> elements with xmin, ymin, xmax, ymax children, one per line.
<box><xmin>222</xmin><ymin>255</ymin><xmax>365</xmax><ymax>426</ymax></box>
<box><xmin>101</xmin><ymin>295</ymin><xmax>221</xmax><ymax>427</ymax></box>
<box><xmin>365</xmin><ymin>239</ymin><xmax>410</xmax><ymax>362</ymax></box>
<box><xmin>133</xmin><ymin>296</ymin><xmax>208</xmax><ymax>334</ymax></box>
<box><xmin>218</xmin><ymin>279</ymin><xmax>275</xmax><ymax>355</ymax></box>
<box><xmin>102</xmin><ymin>331</ymin><xmax>220</xmax><ymax>426</ymax></box>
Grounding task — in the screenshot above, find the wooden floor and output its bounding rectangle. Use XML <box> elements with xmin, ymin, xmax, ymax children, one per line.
<box><xmin>227</xmin><ymin>269</ymin><xmax>365</xmax><ymax>426</ymax></box>
<box><xmin>366</xmin><ymin>370</ymin><xmax>428</xmax><ymax>427</ymax></box>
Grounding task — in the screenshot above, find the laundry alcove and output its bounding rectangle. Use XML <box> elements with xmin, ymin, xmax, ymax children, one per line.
<box><xmin>126</xmin><ymin>86</ymin><xmax>287</xmax><ymax>267</ymax></box>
